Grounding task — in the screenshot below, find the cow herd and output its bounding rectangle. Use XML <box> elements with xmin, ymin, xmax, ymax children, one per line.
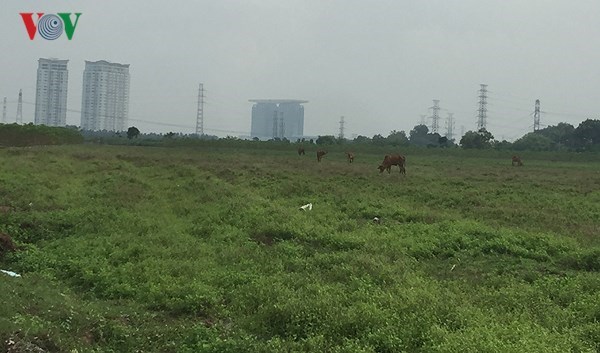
<box><xmin>297</xmin><ymin>146</ymin><xmax>524</xmax><ymax>174</ymax></box>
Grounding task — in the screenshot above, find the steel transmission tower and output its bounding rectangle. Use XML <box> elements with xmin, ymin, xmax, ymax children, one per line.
<box><xmin>2</xmin><ymin>97</ymin><xmax>6</xmax><ymax>123</ymax></box>
<box><xmin>196</xmin><ymin>83</ymin><xmax>205</xmax><ymax>135</ymax></box>
<box><xmin>477</xmin><ymin>84</ymin><xmax>488</xmax><ymax>130</ymax></box>
<box><xmin>279</xmin><ymin>112</ymin><xmax>284</xmax><ymax>138</ymax></box>
<box><xmin>419</xmin><ymin>114</ymin><xmax>427</xmax><ymax>125</ymax></box>
<box><xmin>533</xmin><ymin>99</ymin><xmax>541</xmax><ymax>131</ymax></box>
<box><xmin>430</xmin><ymin>100</ymin><xmax>440</xmax><ymax>133</ymax></box>
<box><xmin>272</xmin><ymin>111</ymin><xmax>278</xmax><ymax>138</ymax></box>
<box><xmin>339</xmin><ymin>116</ymin><xmax>345</xmax><ymax>139</ymax></box>
<box><xmin>446</xmin><ymin>112</ymin><xmax>455</xmax><ymax>140</ymax></box>
<box><xmin>16</xmin><ymin>89</ymin><xmax>23</xmax><ymax>124</ymax></box>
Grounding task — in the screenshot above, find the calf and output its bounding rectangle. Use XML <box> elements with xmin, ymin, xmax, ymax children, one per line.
<box><xmin>378</xmin><ymin>154</ymin><xmax>406</xmax><ymax>175</ymax></box>
<box><xmin>346</xmin><ymin>152</ymin><xmax>355</xmax><ymax>163</ymax></box>
<box><xmin>512</xmin><ymin>155</ymin><xmax>523</xmax><ymax>166</ymax></box>
<box><xmin>317</xmin><ymin>150</ymin><xmax>328</xmax><ymax>162</ymax></box>
<box><xmin>297</xmin><ymin>146</ymin><xmax>305</xmax><ymax>156</ymax></box>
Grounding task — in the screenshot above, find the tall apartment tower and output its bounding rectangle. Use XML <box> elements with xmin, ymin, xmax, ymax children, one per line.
<box><xmin>34</xmin><ymin>58</ymin><xmax>69</xmax><ymax>126</ymax></box>
<box><xmin>81</xmin><ymin>60</ymin><xmax>130</xmax><ymax>131</ymax></box>
<box><xmin>249</xmin><ymin>99</ymin><xmax>307</xmax><ymax>140</ymax></box>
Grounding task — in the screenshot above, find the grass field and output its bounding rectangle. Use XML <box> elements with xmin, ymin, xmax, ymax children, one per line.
<box><xmin>0</xmin><ymin>144</ymin><xmax>599</xmax><ymax>352</ymax></box>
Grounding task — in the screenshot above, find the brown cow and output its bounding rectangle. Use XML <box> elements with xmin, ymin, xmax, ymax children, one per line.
<box><xmin>346</xmin><ymin>152</ymin><xmax>355</xmax><ymax>163</ymax></box>
<box><xmin>512</xmin><ymin>155</ymin><xmax>523</xmax><ymax>166</ymax></box>
<box><xmin>317</xmin><ymin>150</ymin><xmax>328</xmax><ymax>162</ymax></box>
<box><xmin>378</xmin><ymin>154</ymin><xmax>406</xmax><ymax>174</ymax></box>
<box><xmin>297</xmin><ymin>146</ymin><xmax>305</xmax><ymax>156</ymax></box>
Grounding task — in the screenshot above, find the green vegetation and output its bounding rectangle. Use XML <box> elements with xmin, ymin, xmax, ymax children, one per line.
<box><xmin>0</xmin><ymin>144</ymin><xmax>599</xmax><ymax>352</ymax></box>
<box><xmin>0</xmin><ymin>123</ymin><xmax>83</xmax><ymax>147</ymax></box>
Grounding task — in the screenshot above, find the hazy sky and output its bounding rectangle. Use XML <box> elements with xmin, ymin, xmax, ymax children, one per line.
<box><xmin>1</xmin><ymin>0</ymin><xmax>599</xmax><ymax>140</ymax></box>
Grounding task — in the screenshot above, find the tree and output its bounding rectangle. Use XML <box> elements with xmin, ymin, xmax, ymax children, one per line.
<box><xmin>353</xmin><ymin>135</ymin><xmax>371</xmax><ymax>144</ymax></box>
<box><xmin>409</xmin><ymin>124</ymin><xmax>429</xmax><ymax>142</ymax></box>
<box><xmin>371</xmin><ymin>134</ymin><xmax>386</xmax><ymax>146</ymax></box>
<box><xmin>460</xmin><ymin>128</ymin><xmax>494</xmax><ymax>149</ymax></box>
<box><xmin>316</xmin><ymin>135</ymin><xmax>336</xmax><ymax>145</ymax></box>
<box><xmin>127</xmin><ymin>126</ymin><xmax>140</xmax><ymax>139</ymax></box>
<box><xmin>538</xmin><ymin>122</ymin><xmax>575</xmax><ymax>149</ymax></box>
<box><xmin>574</xmin><ymin>119</ymin><xmax>600</xmax><ymax>150</ymax></box>
<box><xmin>386</xmin><ymin>130</ymin><xmax>409</xmax><ymax>146</ymax></box>
<box><xmin>512</xmin><ymin>132</ymin><xmax>553</xmax><ymax>151</ymax></box>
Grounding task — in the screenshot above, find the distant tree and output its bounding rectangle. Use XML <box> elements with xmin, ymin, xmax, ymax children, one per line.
<box><xmin>409</xmin><ymin>124</ymin><xmax>429</xmax><ymax>142</ymax></box>
<box><xmin>512</xmin><ymin>132</ymin><xmax>553</xmax><ymax>151</ymax></box>
<box><xmin>164</xmin><ymin>132</ymin><xmax>176</xmax><ymax>139</ymax></box>
<box><xmin>371</xmin><ymin>134</ymin><xmax>386</xmax><ymax>146</ymax></box>
<box><xmin>574</xmin><ymin>119</ymin><xmax>600</xmax><ymax>150</ymax></box>
<box><xmin>460</xmin><ymin>128</ymin><xmax>494</xmax><ymax>149</ymax></box>
<box><xmin>353</xmin><ymin>135</ymin><xmax>370</xmax><ymax>144</ymax></box>
<box><xmin>316</xmin><ymin>135</ymin><xmax>336</xmax><ymax>145</ymax></box>
<box><xmin>493</xmin><ymin>140</ymin><xmax>513</xmax><ymax>150</ymax></box>
<box><xmin>538</xmin><ymin>122</ymin><xmax>575</xmax><ymax>149</ymax></box>
<box><xmin>252</xmin><ymin>137</ymin><xmax>260</xmax><ymax>141</ymax></box>
<box><xmin>127</xmin><ymin>126</ymin><xmax>140</xmax><ymax>139</ymax></box>
<box><xmin>387</xmin><ymin>130</ymin><xmax>409</xmax><ymax>146</ymax></box>
<box><xmin>409</xmin><ymin>124</ymin><xmax>441</xmax><ymax>146</ymax></box>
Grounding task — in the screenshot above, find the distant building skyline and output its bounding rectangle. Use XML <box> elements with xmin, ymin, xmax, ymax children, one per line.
<box><xmin>250</xmin><ymin>99</ymin><xmax>307</xmax><ymax>140</ymax></box>
<box><xmin>81</xmin><ymin>60</ymin><xmax>130</xmax><ymax>131</ymax></box>
<box><xmin>34</xmin><ymin>58</ymin><xmax>69</xmax><ymax>127</ymax></box>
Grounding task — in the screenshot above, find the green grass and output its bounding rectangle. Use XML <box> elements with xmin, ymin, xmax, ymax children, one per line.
<box><xmin>0</xmin><ymin>144</ymin><xmax>599</xmax><ymax>352</ymax></box>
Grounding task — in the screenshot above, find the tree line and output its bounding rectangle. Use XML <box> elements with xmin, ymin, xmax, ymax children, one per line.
<box><xmin>314</xmin><ymin>119</ymin><xmax>600</xmax><ymax>152</ymax></box>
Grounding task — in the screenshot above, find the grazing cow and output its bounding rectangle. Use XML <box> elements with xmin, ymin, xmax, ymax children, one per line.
<box><xmin>0</xmin><ymin>233</ymin><xmax>16</xmax><ymax>257</ymax></box>
<box><xmin>297</xmin><ymin>146</ymin><xmax>305</xmax><ymax>156</ymax></box>
<box><xmin>317</xmin><ymin>150</ymin><xmax>328</xmax><ymax>162</ymax></box>
<box><xmin>378</xmin><ymin>154</ymin><xmax>406</xmax><ymax>174</ymax></box>
<box><xmin>346</xmin><ymin>152</ymin><xmax>355</xmax><ymax>163</ymax></box>
<box><xmin>512</xmin><ymin>155</ymin><xmax>523</xmax><ymax>166</ymax></box>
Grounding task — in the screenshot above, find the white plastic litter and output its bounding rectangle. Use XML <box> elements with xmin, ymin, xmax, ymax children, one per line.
<box><xmin>373</xmin><ymin>217</ymin><xmax>380</xmax><ymax>224</ymax></box>
<box><xmin>299</xmin><ymin>203</ymin><xmax>313</xmax><ymax>211</ymax></box>
<box><xmin>0</xmin><ymin>270</ymin><xmax>21</xmax><ymax>278</ymax></box>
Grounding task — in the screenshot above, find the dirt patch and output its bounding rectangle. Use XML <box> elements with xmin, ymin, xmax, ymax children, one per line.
<box><xmin>0</xmin><ymin>233</ymin><xmax>16</xmax><ymax>256</ymax></box>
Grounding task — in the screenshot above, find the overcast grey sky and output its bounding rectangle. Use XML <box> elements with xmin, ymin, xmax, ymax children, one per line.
<box><xmin>1</xmin><ymin>0</ymin><xmax>599</xmax><ymax>140</ymax></box>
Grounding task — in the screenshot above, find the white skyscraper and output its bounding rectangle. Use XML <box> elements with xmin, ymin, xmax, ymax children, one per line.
<box><xmin>34</xmin><ymin>58</ymin><xmax>69</xmax><ymax>127</ymax></box>
<box><xmin>81</xmin><ymin>60</ymin><xmax>130</xmax><ymax>131</ymax></box>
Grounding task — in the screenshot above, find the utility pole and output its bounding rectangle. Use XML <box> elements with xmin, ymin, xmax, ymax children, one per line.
<box><xmin>339</xmin><ymin>116</ymin><xmax>345</xmax><ymax>139</ymax></box>
<box><xmin>446</xmin><ymin>112</ymin><xmax>455</xmax><ymax>140</ymax></box>
<box><xmin>2</xmin><ymin>97</ymin><xmax>6</xmax><ymax>123</ymax></box>
<box><xmin>533</xmin><ymin>99</ymin><xmax>541</xmax><ymax>132</ymax></box>
<box><xmin>430</xmin><ymin>99</ymin><xmax>440</xmax><ymax>134</ymax></box>
<box><xmin>477</xmin><ymin>84</ymin><xmax>488</xmax><ymax>130</ymax></box>
<box><xmin>196</xmin><ymin>83</ymin><xmax>204</xmax><ymax>135</ymax></box>
<box><xmin>16</xmin><ymin>89</ymin><xmax>23</xmax><ymax>124</ymax></box>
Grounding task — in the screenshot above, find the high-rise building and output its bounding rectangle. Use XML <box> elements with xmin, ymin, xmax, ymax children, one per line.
<box><xmin>81</xmin><ymin>60</ymin><xmax>130</xmax><ymax>131</ymax></box>
<box><xmin>249</xmin><ymin>99</ymin><xmax>307</xmax><ymax>140</ymax></box>
<box><xmin>34</xmin><ymin>58</ymin><xmax>69</xmax><ymax>126</ymax></box>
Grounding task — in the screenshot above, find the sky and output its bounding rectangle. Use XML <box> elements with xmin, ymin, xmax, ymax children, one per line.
<box><xmin>1</xmin><ymin>0</ymin><xmax>599</xmax><ymax>140</ymax></box>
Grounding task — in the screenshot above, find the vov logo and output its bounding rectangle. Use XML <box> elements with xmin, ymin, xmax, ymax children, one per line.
<box><xmin>20</xmin><ymin>13</ymin><xmax>82</xmax><ymax>40</ymax></box>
